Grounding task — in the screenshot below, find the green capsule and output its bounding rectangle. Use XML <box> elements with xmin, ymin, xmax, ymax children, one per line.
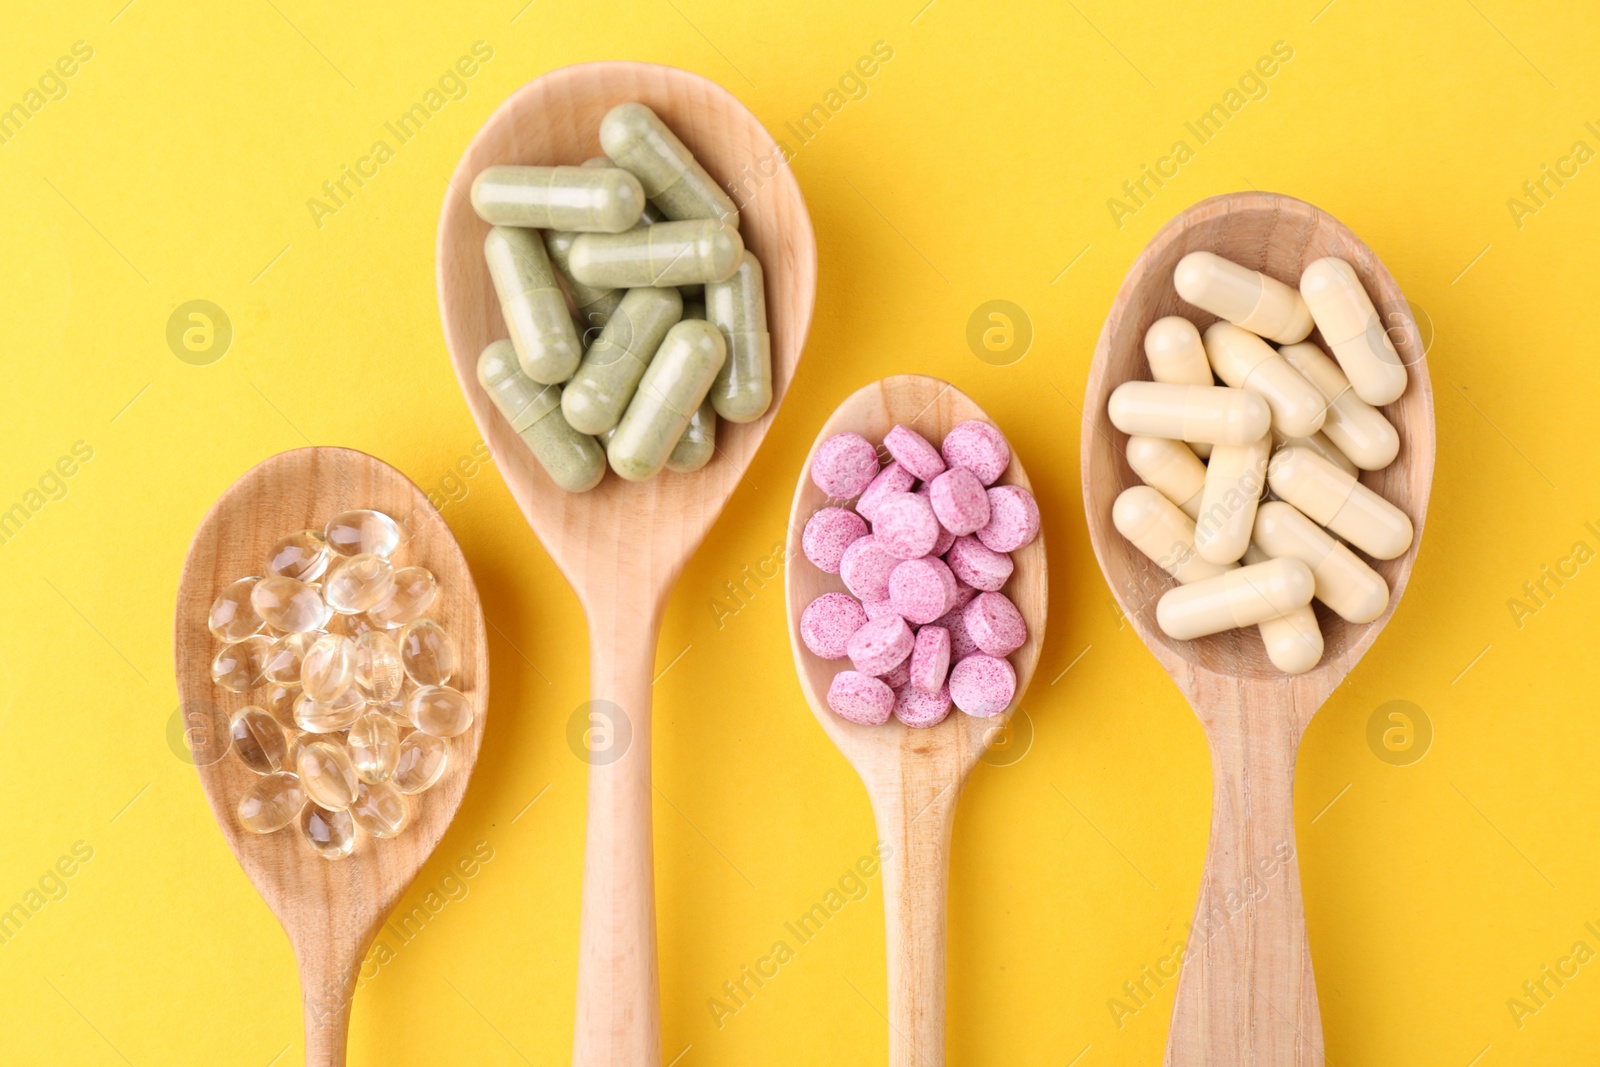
<box><xmin>471</xmin><ymin>165</ymin><xmax>645</xmax><ymax>233</ymax></box>
<box><xmin>608</xmin><ymin>320</ymin><xmax>727</xmax><ymax>481</ymax></box>
<box><xmin>666</xmin><ymin>398</ymin><xmax>716</xmax><ymax>473</ymax></box>
<box><xmin>705</xmin><ymin>251</ymin><xmax>772</xmax><ymax>423</ymax></box>
<box><xmin>544</xmin><ymin>229</ymin><xmax>624</xmax><ymax>339</ymax></box>
<box><xmin>568</xmin><ymin>219</ymin><xmax>743</xmax><ymax>289</ymax></box>
<box><xmin>477</xmin><ymin>340</ymin><xmax>606</xmax><ymax>493</ymax></box>
<box><xmin>562</xmin><ymin>287</ymin><xmax>683</xmax><ymax>435</ymax></box>
<box><xmin>600</xmin><ymin>102</ymin><xmax>740</xmax><ymax>227</ymax></box>
<box><xmin>483</xmin><ymin>226</ymin><xmax>582</xmax><ymax>384</ymax></box>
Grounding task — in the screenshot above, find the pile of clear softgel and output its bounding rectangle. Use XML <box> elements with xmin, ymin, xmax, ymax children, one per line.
<box><xmin>1107</xmin><ymin>251</ymin><xmax>1413</xmax><ymax>674</ymax></box>
<box><xmin>205</xmin><ymin>509</ymin><xmax>468</xmax><ymax>859</ymax></box>
<box><xmin>471</xmin><ymin>101</ymin><xmax>771</xmax><ymax>492</ymax></box>
<box><xmin>798</xmin><ymin>421</ymin><xmax>1039</xmax><ymax>727</ymax></box>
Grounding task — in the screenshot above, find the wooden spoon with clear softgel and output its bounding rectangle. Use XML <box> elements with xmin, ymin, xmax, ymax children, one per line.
<box><xmin>436</xmin><ymin>62</ymin><xmax>816</xmax><ymax>1065</ymax></box>
<box><xmin>1081</xmin><ymin>191</ymin><xmax>1434</xmax><ymax>1065</ymax></box>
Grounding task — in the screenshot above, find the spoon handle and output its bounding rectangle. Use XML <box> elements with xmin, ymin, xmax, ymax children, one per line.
<box><xmin>573</xmin><ymin>599</ymin><xmax>662</xmax><ymax>1067</ymax></box>
<box><xmin>297</xmin><ymin>947</ymin><xmax>360</xmax><ymax>1067</ymax></box>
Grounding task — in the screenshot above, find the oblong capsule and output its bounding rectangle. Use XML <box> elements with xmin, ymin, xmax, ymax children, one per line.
<box><xmin>568</xmin><ymin>219</ymin><xmax>744</xmax><ymax>289</ymax></box>
<box><xmin>1241</xmin><ymin>544</ymin><xmax>1323</xmax><ymax>674</ymax></box>
<box><xmin>665</xmin><ymin>398</ymin><xmax>716</xmax><ymax>473</ymax></box>
<box><xmin>1253</xmin><ymin>500</ymin><xmax>1389</xmax><ymax>623</ymax></box>
<box><xmin>1277</xmin><ymin>341</ymin><xmax>1400</xmax><ymax>470</ymax></box>
<box><xmin>599</xmin><ymin>102</ymin><xmax>740</xmax><ymax>227</ymax></box>
<box><xmin>1266</xmin><ymin>446</ymin><xmax>1413</xmax><ymax>560</ymax></box>
<box><xmin>470</xmin><ymin>165</ymin><xmax>646</xmax><ymax>233</ymax></box>
<box><xmin>1108</xmin><ymin>382</ymin><xmax>1271</xmax><ymax>446</ymax></box>
<box><xmin>1202</xmin><ymin>322</ymin><xmax>1327</xmax><ymax>438</ymax></box>
<box><xmin>544</xmin><ymin>229</ymin><xmax>624</xmax><ymax>337</ymax></box>
<box><xmin>237</xmin><ymin>772</ymin><xmax>305</xmax><ymax>834</ymax></box>
<box><xmin>608</xmin><ymin>320</ymin><xmax>727</xmax><ymax>481</ymax></box>
<box><xmin>1174</xmin><ymin>251</ymin><xmax>1313</xmax><ymax>344</ymax></box>
<box><xmin>483</xmin><ymin>226</ymin><xmax>582</xmax><ymax>384</ymax></box>
<box><xmin>477</xmin><ymin>340</ymin><xmax>606</xmax><ymax>493</ymax></box>
<box><xmin>705</xmin><ymin>251</ymin><xmax>772</xmax><ymax>423</ymax></box>
<box><xmin>1144</xmin><ymin>315</ymin><xmax>1214</xmax><ymax>458</ymax></box>
<box><xmin>1272</xmin><ymin>429</ymin><xmax>1357</xmax><ymax>476</ymax></box>
<box><xmin>561</xmin><ymin>287</ymin><xmax>684</xmax><ymax>435</ymax></box>
<box><xmin>296</xmin><ymin>740</ymin><xmax>360</xmax><ymax>811</ymax></box>
<box><xmin>1156</xmin><ymin>557</ymin><xmax>1315</xmax><ymax>640</ymax></box>
<box><xmin>1126</xmin><ymin>436</ymin><xmax>1205</xmax><ymax>518</ymax></box>
<box><xmin>1112</xmin><ymin>485</ymin><xmax>1234</xmax><ymax>584</ymax></box>
<box><xmin>1299</xmin><ymin>257</ymin><xmax>1407</xmax><ymax>406</ymax></box>
<box><xmin>1194</xmin><ymin>434</ymin><xmax>1270</xmax><ymax>565</ymax></box>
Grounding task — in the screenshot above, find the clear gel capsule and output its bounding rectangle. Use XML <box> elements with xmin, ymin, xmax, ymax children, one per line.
<box><xmin>1266</xmin><ymin>446</ymin><xmax>1413</xmax><ymax>560</ymax></box>
<box><xmin>297</xmin><ymin>740</ymin><xmax>360</xmax><ymax>811</ymax></box>
<box><xmin>262</xmin><ymin>631</ymin><xmax>315</xmax><ymax>687</ymax></box>
<box><xmin>266</xmin><ymin>530</ymin><xmax>331</xmax><ymax>582</ymax></box>
<box><xmin>323</xmin><ymin>553</ymin><xmax>395</xmax><ymax>615</ymax></box>
<box><xmin>561</xmin><ymin>286</ymin><xmax>684</xmax><ymax>434</ymax></box>
<box><xmin>230</xmin><ymin>706</ymin><xmax>287</xmax><ymax>774</ymax></box>
<box><xmin>1240</xmin><ymin>544</ymin><xmax>1324</xmax><ymax>674</ymax></box>
<box><xmin>545</xmin><ymin>228</ymin><xmax>624</xmax><ymax>336</ymax></box>
<box><xmin>354</xmin><ymin>630</ymin><xmax>404</xmax><ymax>703</ymax></box>
<box><xmin>238</xmin><ymin>772</ymin><xmax>305</xmax><ymax>834</ymax></box>
<box><xmin>1277</xmin><ymin>341</ymin><xmax>1400</xmax><ymax>470</ymax></box>
<box><xmin>366</xmin><ymin>566</ymin><xmax>438</xmax><ymax>629</ymax></box>
<box><xmin>568</xmin><ymin>219</ymin><xmax>744</xmax><ymax>289</ymax></box>
<box><xmin>294</xmin><ymin>688</ymin><xmax>365</xmax><ymax>733</ymax></box>
<box><xmin>209</xmin><ymin>576</ymin><xmax>266</xmax><ymax>642</ymax></box>
<box><xmin>1202</xmin><ymin>322</ymin><xmax>1327</xmax><ymax>438</ymax></box>
<box><xmin>348</xmin><ymin>711</ymin><xmax>401</xmax><ymax>784</ymax></box>
<box><xmin>393</xmin><ymin>732</ymin><xmax>449</xmax><ymax>795</ymax></box>
<box><xmin>705</xmin><ymin>251</ymin><xmax>771</xmax><ymax>423</ymax></box>
<box><xmin>1108</xmin><ymin>382</ymin><xmax>1271</xmax><ymax>446</ymax></box>
<box><xmin>409</xmin><ymin>684</ymin><xmax>474</xmax><ymax>738</ymax></box>
<box><xmin>1273</xmin><ymin>429</ymin><xmax>1356</xmax><ymax>476</ymax></box>
<box><xmin>300</xmin><ymin>633</ymin><xmax>356</xmax><ymax>702</ymax></box>
<box><xmin>299</xmin><ymin>803</ymin><xmax>355</xmax><ymax>860</ymax></box>
<box><xmin>262</xmin><ymin>684</ymin><xmax>299</xmax><ymax>730</ymax></box>
<box><xmin>399</xmin><ymin>618</ymin><xmax>457</xmax><ymax>686</ymax></box>
<box><xmin>470</xmin><ymin>165</ymin><xmax>646</xmax><ymax>233</ymax></box>
<box><xmin>325</xmin><ymin>510</ymin><xmax>403</xmax><ymax>559</ymax></box>
<box><xmin>372</xmin><ymin>691</ymin><xmax>414</xmax><ymax>729</ymax></box>
<box><xmin>212</xmin><ymin>636</ymin><xmax>271</xmax><ymax>693</ymax></box>
<box><xmin>1156</xmin><ymin>557</ymin><xmax>1315</xmax><ymax>640</ymax></box>
<box><xmin>1125</xmin><ymin>436</ymin><xmax>1205</xmax><ymax>518</ymax></box>
<box><xmin>326</xmin><ymin>612</ymin><xmax>377</xmax><ymax>641</ymax></box>
<box><xmin>666</xmin><ymin>399</ymin><xmax>716</xmax><ymax>473</ymax></box>
<box><xmin>1143</xmin><ymin>316</ymin><xmax>1214</xmax><ymax>458</ymax></box>
<box><xmin>485</xmin><ymin>225</ymin><xmax>583</xmax><ymax>385</ymax></box>
<box><xmin>600</xmin><ymin>102</ymin><xmax>740</xmax><ymax>226</ymax></box>
<box><xmin>350</xmin><ymin>780</ymin><xmax>412</xmax><ymax>839</ymax></box>
<box><xmin>1194</xmin><ymin>434</ymin><xmax>1271</xmax><ymax>565</ymax></box>
<box><xmin>250</xmin><ymin>576</ymin><xmax>330</xmax><ymax>633</ymax></box>
<box><xmin>1253</xmin><ymin>500</ymin><xmax>1390</xmax><ymax>622</ymax></box>
<box><xmin>1111</xmin><ymin>485</ymin><xmax>1234</xmax><ymax>584</ymax></box>
<box><xmin>1174</xmin><ymin>251</ymin><xmax>1313</xmax><ymax>344</ymax></box>
<box><xmin>285</xmin><ymin>730</ymin><xmax>316</xmax><ymax>768</ymax></box>
<box><xmin>608</xmin><ymin>320</ymin><xmax>727</xmax><ymax>481</ymax></box>
<box><xmin>478</xmin><ymin>340</ymin><xmax>606</xmax><ymax>493</ymax></box>
<box><xmin>1299</xmin><ymin>257</ymin><xmax>1407</xmax><ymax>406</ymax></box>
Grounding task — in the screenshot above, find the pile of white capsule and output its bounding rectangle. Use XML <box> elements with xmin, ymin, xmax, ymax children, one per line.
<box><xmin>471</xmin><ymin>101</ymin><xmax>771</xmax><ymax>492</ymax></box>
<box><xmin>1107</xmin><ymin>251</ymin><xmax>1412</xmax><ymax>674</ymax></box>
<box><xmin>205</xmin><ymin>509</ymin><xmax>467</xmax><ymax>858</ymax></box>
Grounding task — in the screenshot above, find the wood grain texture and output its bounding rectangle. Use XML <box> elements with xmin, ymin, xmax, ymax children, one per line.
<box><xmin>435</xmin><ymin>62</ymin><xmax>817</xmax><ymax>1067</ymax></box>
<box><xmin>174</xmin><ymin>447</ymin><xmax>489</xmax><ymax>1067</ymax></box>
<box><xmin>784</xmin><ymin>376</ymin><xmax>1048</xmax><ymax>1067</ymax></box>
<box><xmin>1081</xmin><ymin>192</ymin><xmax>1435</xmax><ymax>1066</ymax></box>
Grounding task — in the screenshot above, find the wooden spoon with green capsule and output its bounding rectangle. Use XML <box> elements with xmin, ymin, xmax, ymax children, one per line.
<box><xmin>175</xmin><ymin>447</ymin><xmax>488</xmax><ymax>1066</ymax></box>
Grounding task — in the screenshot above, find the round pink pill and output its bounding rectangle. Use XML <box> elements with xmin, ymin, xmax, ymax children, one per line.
<box><xmin>881</xmin><ymin>658</ymin><xmax>912</xmax><ymax>690</ymax></box>
<box><xmin>963</xmin><ymin>591</ymin><xmax>1027</xmax><ymax>657</ymax></box>
<box><xmin>949</xmin><ymin>655</ymin><xmax>1016</xmax><ymax>717</ymax></box>
<box><xmin>856</xmin><ymin>461</ymin><xmax>916</xmax><ymax>524</ymax></box>
<box><xmin>928</xmin><ymin>467</ymin><xmax>991</xmax><ymax>535</ymax></box>
<box><xmin>872</xmin><ymin>492</ymin><xmax>940</xmax><ymax>561</ymax></box>
<box><xmin>800</xmin><ymin>593</ymin><xmax>868</xmax><ymax>660</ymax></box>
<box><xmin>828</xmin><ymin>670</ymin><xmax>894</xmax><ymax>725</ymax></box>
<box><xmin>976</xmin><ymin>484</ymin><xmax>1040</xmax><ymax>553</ymax></box>
<box><xmin>940</xmin><ymin>421</ymin><xmax>1011</xmax><ymax>485</ymax></box>
<box><xmin>908</xmin><ymin>625</ymin><xmax>951</xmax><ymax>691</ymax></box>
<box><xmin>894</xmin><ymin>683</ymin><xmax>952</xmax><ymax>729</ymax></box>
<box><xmin>802</xmin><ymin>507</ymin><xmax>868</xmax><ymax>574</ymax></box>
<box><xmin>863</xmin><ymin>598</ymin><xmax>901</xmax><ymax>623</ymax></box>
<box><xmin>946</xmin><ymin>535</ymin><xmax>1014</xmax><ymax>592</ymax></box>
<box><xmin>846</xmin><ymin>615</ymin><xmax>914</xmax><ymax>677</ymax></box>
<box><xmin>950</xmin><ymin>576</ymin><xmax>979</xmax><ymax>610</ymax></box>
<box><xmin>884</xmin><ymin>425</ymin><xmax>946</xmax><ymax>481</ymax></box>
<box><xmin>812</xmin><ymin>432</ymin><xmax>879</xmax><ymax>499</ymax></box>
<box><xmin>839</xmin><ymin>535</ymin><xmax>898</xmax><ymax>602</ymax></box>
<box><xmin>933</xmin><ymin>605</ymin><xmax>981</xmax><ymax>660</ymax></box>
<box><xmin>889</xmin><ymin>557</ymin><xmax>957</xmax><ymax>625</ymax></box>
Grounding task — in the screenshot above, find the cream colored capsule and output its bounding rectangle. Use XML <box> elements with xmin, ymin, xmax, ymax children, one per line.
<box><xmin>600</xmin><ymin>102</ymin><xmax>740</xmax><ymax>227</ymax></box>
<box><xmin>1299</xmin><ymin>257</ymin><xmax>1407</xmax><ymax>406</ymax></box>
<box><xmin>1174</xmin><ymin>251</ymin><xmax>1313</xmax><ymax>344</ymax></box>
<box><xmin>1112</xmin><ymin>485</ymin><xmax>1234</xmax><ymax>584</ymax></box>
<box><xmin>1156</xmin><ymin>557</ymin><xmax>1315</xmax><ymax>640</ymax></box>
<box><xmin>1266</xmin><ymin>446</ymin><xmax>1413</xmax><ymax>560</ymax></box>
<box><xmin>470</xmin><ymin>165</ymin><xmax>645</xmax><ymax>233</ymax></box>
<box><xmin>1253</xmin><ymin>501</ymin><xmax>1389</xmax><ymax>622</ymax></box>
<box><xmin>484</xmin><ymin>226</ymin><xmax>582</xmax><ymax>384</ymax></box>
<box><xmin>1108</xmin><ymin>382</ymin><xmax>1271</xmax><ymax>446</ymax></box>
<box><xmin>1273</xmin><ymin>429</ymin><xmax>1356</xmax><ymax>476</ymax></box>
<box><xmin>1203</xmin><ymin>322</ymin><xmax>1326</xmax><ymax>438</ymax></box>
<box><xmin>1242</xmin><ymin>544</ymin><xmax>1324</xmax><ymax>674</ymax></box>
<box><xmin>1125</xmin><ymin>436</ymin><xmax>1205</xmax><ymax>518</ymax></box>
<box><xmin>609</xmin><ymin>320</ymin><xmax>727</xmax><ymax>481</ymax></box>
<box><xmin>1143</xmin><ymin>315</ymin><xmax>1214</xmax><ymax>458</ymax></box>
<box><xmin>1194</xmin><ymin>434</ymin><xmax>1270</xmax><ymax>565</ymax></box>
<box><xmin>1278</xmin><ymin>341</ymin><xmax>1400</xmax><ymax>470</ymax></box>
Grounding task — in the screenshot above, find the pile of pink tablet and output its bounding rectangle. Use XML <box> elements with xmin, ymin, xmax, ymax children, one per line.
<box><xmin>799</xmin><ymin>420</ymin><xmax>1039</xmax><ymax>728</ymax></box>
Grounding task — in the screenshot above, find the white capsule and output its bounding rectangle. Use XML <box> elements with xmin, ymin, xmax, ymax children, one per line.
<box><xmin>1253</xmin><ymin>501</ymin><xmax>1389</xmax><ymax>623</ymax></box>
<box><xmin>1299</xmin><ymin>257</ymin><xmax>1407</xmax><ymax>406</ymax></box>
<box><xmin>1277</xmin><ymin>341</ymin><xmax>1400</xmax><ymax>470</ymax></box>
<box><xmin>1142</xmin><ymin>315</ymin><xmax>1214</xmax><ymax>457</ymax></box>
<box><xmin>1174</xmin><ymin>251</ymin><xmax>1313</xmax><ymax>344</ymax></box>
<box><xmin>1267</xmin><ymin>446</ymin><xmax>1413</xmax><ymax>560</ymax></box>
<box><xmin>1125</xmin><ymin>436</ymin><xmax>1205</xmax><ymax>518</ymax></box>
<box><xmin>1241</xmin><ymin>544</ymin><xmax>1324</xmax><ymax>674</ymax></box>
<box><xmin>1156</xmin><ymin>557</ymin><xmax>1315</xmax><ymax>640</ymax></box>
<box><xmin>1108</xmin><ymin>382</ymin><xmax>1271</xmax><ymax>446</ymax></box>
<box><xmin>1112</xmin><ymin>485</ymin><xmax>1234</xmax><ymax>585</ymax></box>
<box><xmin>1194</xmin><ymin>434</ymin><xmax>1270</xmax><ymax>565</ymax></box>
<box><xmin>1202</xmin><ymin>322</ymin><xmax>1327</xmax><ymax>438</ymax></box>
<box><xmin>1272</xmin><ymin>429</ymin><xmax>1357</xmax><ymax>476</ymax></box>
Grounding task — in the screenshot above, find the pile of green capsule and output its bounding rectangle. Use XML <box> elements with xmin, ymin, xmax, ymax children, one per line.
<box><xmin>470</xmin><ymin>101</ymin><xmax>772</xmax><ymax>491</ymax></box>
<box><xmin>205</xmin><ymin>509</ymin><xmax>467</xmax><ymax>860</ymax></box>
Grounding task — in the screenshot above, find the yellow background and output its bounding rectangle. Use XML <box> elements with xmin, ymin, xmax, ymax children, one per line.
<box><xmin>2</xmin><ymin>0</ymin><xmax>1596</xmax><ymax>1063</ymax></box>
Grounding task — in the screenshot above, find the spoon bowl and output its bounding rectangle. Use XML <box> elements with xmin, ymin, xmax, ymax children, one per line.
<box><xmin>785</xmin><ymin>375</ymin><xmax>1047</xmax><ymax>1066</ymax></box>
<box><xmin>1082</xmin><ymin>191</ymin><xmax>1434</xmax><ymax>1065</ymax></box>
<box><xmin>174</xmin><ymin>446</ymin><xmax>488</xmax><ymax>1066</ymax></box>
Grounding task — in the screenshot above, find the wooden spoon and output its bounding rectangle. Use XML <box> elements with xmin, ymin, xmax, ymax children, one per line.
<box><xmin>1081</xmin><ymin>192</ymin><xmax>1434</xmax><ymax>1065</ymax></box>
<box><xmin>436</xmin><ymin>62</ymin><xmax>816</xmax><ymax>1065</ymax></box>
<box><xmin>784</xmin><ymin>375</ymin><xmax>1047</xmax><ymax>1066</ymax></box>
<box><xmin>174</xmin><ymin>446</ymin><xmax>489</xmax><ymax>1066</ymax></box>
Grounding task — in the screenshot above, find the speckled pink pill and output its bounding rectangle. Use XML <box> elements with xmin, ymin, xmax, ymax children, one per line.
<box><xmin>928</xmin><ymin>467</ymin><xmax>991</xmax><ymax>535</ymax></box>
<box><xmin>946</xmin><ymin>535</ymin><xmax>1014</xmax><ymax>592</ymax></box>
<box><xmin>940</xmin><ymin>421</ymin><xmax>1011</xmax><ymax>486</ymax></box>
<box><xmin>894</xmin><ymin>683</ymin><xmax>952</xmax><ymax>728</ymax></box>
<box><xmin>950</xmin><ymin>577</ymin><xmax>979</xmax><ymax>610</ymax></box>
<box><xmin>909</xmin><ymin>625</ymin><xmax>951</xmax><ymax>691</ymax></box>
<box><xmin>976</xmin><ymin>484</ymin><xmax>1040</xmax><ymax>553</ymax></box>
<box><xmin>914</xmin><ymin>484</ymin><xmax>957</xmax><ymax>556</ymax></box>
<box><xmin>889</xmin><ymin>557</ymin><xmax>957</xmax><ymax>625</ymax></box>
<box><xmin>963</xmin><ymin>591</ymin><xmax>1027</xmax><ymax>656</ymax></box>
<box><xmin>949</xmin><ymin>655</ymin><xmax>1016</xmax><ymax>717</ymax></box>
<box><xmin>933</xmin><ymin>604</ymin><xmax>981</xmax><ymax>660</ymax></box>
<box><xmin>846</xmin><ymin>614</ymin><xmax>914</xmax><ymax>676</ymax></box>
<box><xmin>863</xmin><ymin>598</ymin><xmax>901</xmax><ymax>623</ymax></box>
<box><xmin>857</xmin><ymin>462</ymin><xmax>916</xmax><ymax>523</ymax></box>
<box><xmin>802</xmin><ymin>507</ymin><xmax>868</xmax><ymax>574</ymax></box>
<box><xmin>799</xmin><ymin>592</ymin><xmax>868</xmax><ymax>660</ymax></box>
<box><xmin>884</xmin><ymin>425</ymin><xmax>946</xmax><ymax>481</ymax></box>
<box><xmin>839</xmin><ymin>535</ymin><xmax>899</xmax><ymax>602</ymax></box>
<box><xmin>828</xmin><ymin>670</ymin><xmax>894</xmax><ymax>725</ymax></box>
<box><xmin>811</xmin><ymin>432</ymin><xmax>879</xmax><ymax>499</ymax></box>
<box><xmin>872</xmin><ymin>492</ymin><xmax>940</xmax><ymax>560</ymax></box>
<box><xmin>881</xmin><ymin>659</ymin><xmax>912</xmax><ymax>690</ymax></box>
